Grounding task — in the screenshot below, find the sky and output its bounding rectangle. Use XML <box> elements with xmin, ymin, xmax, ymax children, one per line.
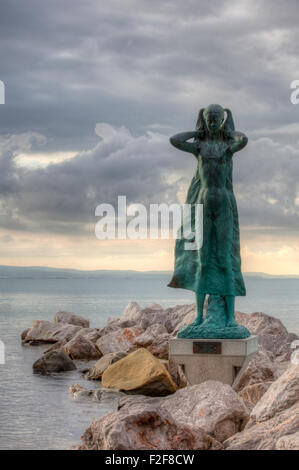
<box><xmin>0</xmin><ymin>0</ymin><xmax>299</xmax><ymax>274</ymax></box>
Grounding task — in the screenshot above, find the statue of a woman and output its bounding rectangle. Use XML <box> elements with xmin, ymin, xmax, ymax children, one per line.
<box><xmin>168</xmin><ymin>104</ymin><xmax>250</xmax><ymax>339</ymax></box>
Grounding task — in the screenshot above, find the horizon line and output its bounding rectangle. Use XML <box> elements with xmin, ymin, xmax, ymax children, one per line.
<box><xmin>0</xmin><ymin>264</ymin><xmax>298</xmax><ymax>277</ymax></box>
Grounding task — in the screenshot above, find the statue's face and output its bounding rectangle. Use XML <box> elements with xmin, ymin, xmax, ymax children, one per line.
<box><xmin>204</xmin><ymin>111</ymin><xmax>223</xmax><ymax>135</ymax></box>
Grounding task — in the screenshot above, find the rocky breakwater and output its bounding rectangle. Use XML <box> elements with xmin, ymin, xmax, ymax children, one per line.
<box><xmin>72</xmin><ymin>380</ymin><xmax>248</xmax><ymax>450</ymax></box>
<box><xmin>22</xmin><ymin>301</ymin><xmax>298</xmax><ymax>449</ymax></box>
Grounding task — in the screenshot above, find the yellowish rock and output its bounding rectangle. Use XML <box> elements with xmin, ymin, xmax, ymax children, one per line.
<box><xmin>102</xmin><ymin>348</ymin><xmax>177</xmax><ymax>396</ymax></box>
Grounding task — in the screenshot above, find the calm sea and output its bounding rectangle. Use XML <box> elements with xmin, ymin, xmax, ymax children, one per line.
<box><xmin>0</xmin><ymin>275</ymin><xmax>298</xmax><ymax>450</ymax></box>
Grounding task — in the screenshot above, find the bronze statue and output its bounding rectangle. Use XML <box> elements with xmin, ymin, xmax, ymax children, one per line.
<box><xmin>168</xmin><ymin>104</ymin><xmax>250</xmax><ymax>339</ymax></box>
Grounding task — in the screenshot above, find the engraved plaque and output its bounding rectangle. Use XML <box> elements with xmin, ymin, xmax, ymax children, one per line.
<box><xmin>193</xmin><ymin>341</ymin><xmax>222</xmax><ymax>354</ymax></box>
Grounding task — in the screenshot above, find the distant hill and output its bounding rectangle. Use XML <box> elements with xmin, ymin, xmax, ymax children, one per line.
<box><xmin>0</xmin><ymin>265</ymin><xmax>172</xmax><ymax>279</ymax></box>
<box><xmin>0</xmin><ymin>265</ymin><xmax>298</xmax><ymax>279</ymax></box>
<box><xmin>243</xmin><ymin>272</ymin><xmax>299</xmax><ymax>279</ymax></box>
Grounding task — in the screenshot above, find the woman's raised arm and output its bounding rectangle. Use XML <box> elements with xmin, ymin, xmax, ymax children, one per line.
<box><xmin>228</xmin><ymin>131</ymin><xmax>248</xmax><ymax>153</ymax></box>
<box><xmin>170</xmin><ymin>131</ymin><xmax>199</xmax><ymax>155</ymax></box>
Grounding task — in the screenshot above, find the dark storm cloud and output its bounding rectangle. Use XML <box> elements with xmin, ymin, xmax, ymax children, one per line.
<box><xmin>0</xmin><ymin>0</ymin><xmax>299</xmax><ymax>236</ymax></box>
<box><xmin>0</xmin><ymin>125</ymin><xmax>196</xmax><ymax>234</ymax></box>
<box><xmin>1</xmin><ymin>0</ymin><xmax>299</xmax><ymax>142</ymax></box>
<box><xmin>0</xmin><ymin>124</ymin><xmax>298</xmax><ymax>238</ymax></box>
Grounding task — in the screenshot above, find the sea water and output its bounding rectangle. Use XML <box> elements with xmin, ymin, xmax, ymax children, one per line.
<box><xmin>0</xmin><ymin>275</ymin><xmax>298</xmax><ymax>449</ymax></box>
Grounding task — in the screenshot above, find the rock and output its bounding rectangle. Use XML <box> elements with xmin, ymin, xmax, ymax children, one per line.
<box><xmin>146</xmin><ymin>336</ymin><xmax>170</xmax><ymax>360</ymax></box>
<box><xmin>160</xmin><ymin>381</ymin><xmax>249</xmax><ymax>442</ymax></box>
<box><xmin>235</xmin><ymin>311</ymin><xmax>297</xmax><ymax>361</ymax></box>
<box><xmin>238</xmin><ymin>382</ymin><xmax>272</xmax><ymax>411</ymax></box>
<box><xmin>119</xmin><ymin>301</ymin><xmax>142</xmax><ymax>324</ymax></box>
<box><xmin>43</xmin><ymin>328</ymin><xmax>102</xmax><ymax>355</ymax></box>
<box><xmin>78</xmin><ymin>404</ymin><xmax>222</xmax><ymax>450</ymax></box>
<box><xmin>23</xmin><ymin>320</ymin><xmax>82</xmax><ymax>345</ymax></box>
<box><xmin>233</xmin><ymin>347</ymin><xmax>277</xmax><ymax>392</ymax></box>
<box><xmin>134</xmin><ymin>323</ymin><xmax>170</xmax><ymax>359</ymax></box>
<box><xmin>87</xmin><ymin>352</ymin><xmax>128</xmax><ymax>380</ymax></box>
<box><xmin>21</xmin><ymin>328</ymin><xmax>30</xmax><ymax>341</ymax></box>
<box><xmin>69</xmin><ymin>384</ymin><xmax>93</xmax><ymax>400</ymax></box>
<box><xmin>224</xmin><ymin>403</ymin><xmax>299</xmax><ymax>450</ymax></box>
<box><xmin>69</xmin><ymin>384</ymin><xmax>125</xmax><ymax>403</ymax></box>
<box><xmin>33</xmin><ymin>350</ymin><xmax>76</xmax><ymax>374</ymax></box>
<box><xmin>120</xmin><ymin>302</ymin><xmax>196</xmax><ymax>334</ymax></box>
<box><xmin>225</xmin><ymin>363</ymin><xmax>299</xmax><ymax>450</ymax></box>
<box><xmin>98</xmin><ymin>320</ymin><xmax>137</xmax><ymax>338</ymax></box>
<box><xmin>134</xmin><ymin>323</ymin><xmax>168</xmax><ymax>346</ymax></box>
<box><xmin>276</xmin><ymin>432</ymin><xmax>299</xmax><ymax>450</ymax></box>
<box><xmin>110</xmin><ymin>302</ymin><xmax>196</xmax><ymax>336</ymax></box>
<box><xmin>43</xmin><ymin>340</ymin><xmax>65</xmax><ymax>354</ymax></box>
<box><xmin>53</xmin><ymin>311</ymin><xmax>89</xmax><ymax>328</ymax></box>
<box><xmin>170</xmin><ymin>305</ymin><xmax>196</xmax><ymax>334</ymax></box>
<box><xmin>249</xmin><ymin>363</ymin><xmax>299</xmax><ymax>425</ymax></box>
<box><xmin>68</xmin><ymin>445</ymin><xmax>82</xmax><ymax>450</ymax></box>
<box><xmin>166</xmin><ymin>358</ymin><xmax>188</xmax><ymax>389</ymax></box>
<box><xmin>96</xmin><ymin>326</ymin><xmax>143</xmax><ymax>355</ymax></box>
<box><xmin>235</xmin><ymin>311</ymin><xmax>289</xmax><ymax>336</ymax></box>
<box><xmin>102</xmin><ymin>348</ymin><xmax>178</xmax><ymax>396</ymax></box>
<box><xmin>138</xmin><ymin>305</ymin><xmax>168</xmax><ymax>331</ymax></box>
<box><xmin>63</xmin><ymin>333</ymin><xmax>102</xmax><ymax>360</ymax></box>
<box><xmin>106</xmin><ymin>316</ymin><xmax>120</xmax><ymax>324</ymax></box>
<box><xmin>78</xmin><ymin>328</ymin><xmax>102</xmax><ymax>343</ymax></box>
<box><xmin>118</xmin><ymin>380</ymin><xmax>248</xmax><ymax>443</ymax></box>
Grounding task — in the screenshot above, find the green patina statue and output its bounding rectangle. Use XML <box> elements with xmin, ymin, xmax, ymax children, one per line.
<box><xmin>168</xmin><ymin>104</ymin><xmax>250</xmax><ymax>339</ymax></box>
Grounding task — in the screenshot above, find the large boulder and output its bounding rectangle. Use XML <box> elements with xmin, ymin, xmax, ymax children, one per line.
<box><xmin>235</xmin><ymin>311</ymin><xmax>298</xmax><ymax>361</ymax></box>
<box><xmin>87</xmin><ymin>352</ymin><xmax>128</xmax><ymax>380</ymax></box>
<box><xmin>235</xmin><ymin>311</ymin><xmax>289</xmax><ymax>336</ymax></box>
<box><xmin>160</xmin><ymin>381</ymin><xmax>249</xmax><ymax>442</ymax></box>
<box><xmin>233</xmin><ymin>347</ymin><xmax>277</xmax><ymax>392</ymax></box>
<box><xmin>118</xmin><ymin>380</ymin><xmax>249</xmax><ymax>443</ymax></box>
<box><xmin>63</xmin><ymin>333</ymin><xmax>102</xmax><ymax>360</ymax></box>
<box><xmin>44</xmin><ymin>327</ymin><xmax>102</xmax><ymax>354</ymax></box>
<box><xmin>224</xmin><ymin>403</ymin><xmax>299</xmax><ymax>450</ymax></box>
<box><xmin>249</xmin><ymin>363</ymin><xmax>299</xmax><ymax>425</ymax></box>
<box><xmin>33</xmin><ymin>350</ymin><xmax>76</xmax><ymax>374</ymax></box>
<box><xmin>77</xmin><ymin>403</ymin><xmax>222</xmax><ymax>450</ymax></box>
<box><xmin>102</xmin><ymin>348</ymin><xmax>177</xmax><ymax>396</ymax></box>
<box><xmin>53</xmin><ymin>311</ymin><xmax>89</xmax><ymax>328</ymax></box>
<box><xmin>22</xmin><ymin>320</ymin><xmax>82</xmax><ymax>345</ymax></box>
<box><xmin>96</xmin><ymin>326</ymin><xmax>143</xmax><ymax>355</ymax></box>
<box><xmin>225</xmin><ymin>363</ymin><xmax>299</xmax><ymax>450</ymax></box>
<box><xmin>134</xmin><ymin>323</ymin><xmax>170</xmax><ymax>360</ymax></box>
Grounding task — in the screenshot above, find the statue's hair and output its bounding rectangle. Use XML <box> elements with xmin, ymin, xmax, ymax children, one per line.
<box><xmin>195</xmin><ymin>105</ymin><xmax>235</xmax><ymax>141</ymax></box>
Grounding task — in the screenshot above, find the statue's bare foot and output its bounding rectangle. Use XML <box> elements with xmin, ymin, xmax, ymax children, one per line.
<box><xmin>226</xmin><ymin>320</ymin><xmax>238</xmax><ymax>328</ymax></box>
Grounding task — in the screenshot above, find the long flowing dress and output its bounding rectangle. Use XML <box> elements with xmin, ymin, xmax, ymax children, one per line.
<box><xmin>168</xmin><ymin>152</ymin><xmax>246</xmax><ymax>297</ymax></box>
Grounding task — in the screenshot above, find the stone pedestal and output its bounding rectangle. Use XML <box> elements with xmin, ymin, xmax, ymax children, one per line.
<box><xmin>169</xmin><ymin>335</ymin><xmax>258</xmax><ymax>386</ymax></box>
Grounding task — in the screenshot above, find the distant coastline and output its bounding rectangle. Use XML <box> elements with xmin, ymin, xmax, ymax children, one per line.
<box><xmin>0</xmin><ymin>265</ymin><xmax>298</xmax><ymax>279</ymax></box>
